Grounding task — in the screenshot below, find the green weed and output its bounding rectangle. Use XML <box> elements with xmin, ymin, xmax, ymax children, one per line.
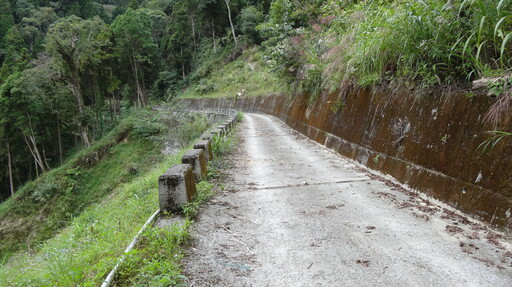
<box><xmin>477</xmin><ymin>130</ymin><xmax>512</xmax><ymax>153</ymax></box>
<box><xmin>0</xmin><ymin>108</ymin><xmax>213</xmax><ymax>285</ymax></box>
<box><xmin>236</xmin><ymin>112</ymin><xmax>244</xmax><ymax>123</ymax></box>
<box><xmin>182</xmin><ymin>181</ymin><xmax>215</xmax><ymax>219</ymax></box>
<box><xmin>211</xmin><ymin>134</ymin><xmax>236</xmax><ymax>157</ymax></box>
<box><xmin>112</xmin><ymin>222</ymin><xmax>190</xmax><ymax>287</ymax></box>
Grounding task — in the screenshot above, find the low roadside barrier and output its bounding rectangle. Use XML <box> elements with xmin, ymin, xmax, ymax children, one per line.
<box><xmin>158</xmin><ymin>111</ymin><xmax>239</xmax><ymax>213</ymax></box>
<box><xmin>102</xmin><ymin>109</ymin><xmax>239</xmax><ymax>287</ymax></box>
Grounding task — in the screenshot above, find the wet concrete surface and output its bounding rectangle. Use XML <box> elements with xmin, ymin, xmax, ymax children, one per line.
<box><xmin>183</xmin><ymin>114</ymin><xmax>512</xmax><ymax>286</ymax></box>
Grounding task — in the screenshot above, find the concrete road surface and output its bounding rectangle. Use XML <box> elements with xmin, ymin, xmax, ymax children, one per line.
<box><xmin>183</xmin><ymin>113</ymin><xmax>512</xmax><ymax>287</ymax></box>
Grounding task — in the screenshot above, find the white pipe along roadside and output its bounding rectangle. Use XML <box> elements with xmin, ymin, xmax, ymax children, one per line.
<box><xmin>101</xmin><ymin>209</ymin><xmax>161</xmax><ymax>287</ymax></box>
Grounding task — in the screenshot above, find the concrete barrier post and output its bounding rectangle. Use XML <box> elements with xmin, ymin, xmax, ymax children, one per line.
<box><xmin>194</xmin><ymin>140</ymin><xmax>213</xmax><ymax>162</ymax></box>
<box><xmin>181</xmin><ymin>149</ymin><xmax>207</xmax><ymax>180</ymax></box>
<box><xmin>218</xmin><ymin>124</ymin><xmax>228</xmax><ymax>131</ymax></box>
<box><xmin>224</xmin><ymin>121</ymin><xmax>232</xmax><ymax>131</ymax></box>
<box><xmin>216</xmin><ymin>127</ymin><xmax>225</xmax><ymax>137</ymax></box>
<box><xmin>158</xmin><ymin>164</ymin><xmax>197</xmax><ymax>213</ymax></box>
<box><xmin>201</xmin><ymin>132</ymin><xmax>213</xmax><ymax>140</ymax></box>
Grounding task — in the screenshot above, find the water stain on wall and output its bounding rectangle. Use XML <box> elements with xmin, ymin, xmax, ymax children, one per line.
<box><xmin>180</xmin><ymin>88</ymin><xmax>512</xmax><ymax>230</ymax></box>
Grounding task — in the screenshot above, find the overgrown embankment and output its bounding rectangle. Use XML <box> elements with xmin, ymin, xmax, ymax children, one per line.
<box><xmin>0</xmin><ymin>110</ymin><xmax>236</xmax><ymax>286</ymax></box>
<box><xmin>0</xmin><ymin>108</ymin><xmax>208</xmax><ymax>263</ymax></box>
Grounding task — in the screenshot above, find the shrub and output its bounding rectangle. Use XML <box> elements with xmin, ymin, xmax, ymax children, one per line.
<box><xmin>260</xmin><ymin>0</ymin><xmax>512</xmax><ymax>92</ymax></box>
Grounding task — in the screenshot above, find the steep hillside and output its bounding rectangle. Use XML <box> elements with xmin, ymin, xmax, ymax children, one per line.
<box><xmin>0</xmin><ymin>108</ymin><xmax>208</xmax><ymax>262</ymax></box>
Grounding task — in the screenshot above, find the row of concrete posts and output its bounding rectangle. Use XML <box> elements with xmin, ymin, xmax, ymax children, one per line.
<box><xmin>158</xmin><ymin>112</ymin><xmax>239</xmax><ymax>213</ymax></box>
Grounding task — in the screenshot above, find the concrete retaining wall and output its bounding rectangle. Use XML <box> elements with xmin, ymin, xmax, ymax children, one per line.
<box><xmin>179</xmin><ymin>89</ymin><xmax>512</xmax><ymax>230</ymax></box>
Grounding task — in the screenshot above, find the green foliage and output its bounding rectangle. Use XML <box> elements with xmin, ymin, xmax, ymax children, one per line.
<box><xmin>46</xmin><ymin>15</ymin><xmax>112</xmax><ymax>73</ymax></box>
<box><xmin>236</xmin><ymin>111</ymin><xmax>244</xmax><ymax>122</ymax></box>
<box><xmin>113</xmin><ymin>222</ymin><xmax>190</xmax><ymax>286</ymax></box>
<box><xmin>257</xmin><ymin>0</ymin><xmax>301</xmax><ymax>81</ymax></box>
<box><xmin>112</xmin><ymin>8</ymin><xmax>160</xmax><ymax>107</ymax></box>
<box><xmin>254</xmin><ymin>0</ymin><xmax>512</xmax><ymax>94</ymax></box>
<box><xmin>163</xmin><ymin>2</ymin><xmax>193</xmax><ymax>77</ymax></box>
<box><xmin>477</xmin><ymin>130</ymin><xmax>512</xmax><ymax>153</ymax></box>
<box><xmin>182</xmin><ymin>181</ymin><xmax>214</xmax><ymax>218</ymax></box>
<box><xmin>195</xmin><ymin>79</ymin><xmax>218</xmax><ymax>95</ymax></box>
<box><xmin>211</xmin><ymin>133</ymin><xmax>236</xmax><ymax>157</ymax></box>
<box><xmin>0</xmin><ymin>106</ymin><xmax>215</xmax><ymax>284</ymax></box>
<box><xmin>175</xmin><ymin>113</ymin><xmax>209</xmax><ymax>146</ymax></box>
<box><xmin>131</xmin><ymin>110</ymin><xmax>168</xmax><ymax>140</ymax></box>
<box><xmin>180</xmin><ymin>47</ymin><xmax>287</xmax><ymax>98</ymax></box>
<box><xmin>238</xmin><ymin>5</ymin><xmax>264</xmax><ymax>44</ymax></box>
<box><xmin>487</xmin><ymin>76</ymin><xmax>512</xmax><ymax>97</ymax></box>
<box><xmin>0</xmin><ymin>0</ymin><xmax>15</xmax><ymax>48</ymax></box>
<box><xmin>0</xmin><ymin>112</ymin><xmax>133</xmax><ymax>256</ymax></box>
<box><xmin>0</xmin><ymin>0</ymin><xmax>272</xmax><ymax>202</ymax></box>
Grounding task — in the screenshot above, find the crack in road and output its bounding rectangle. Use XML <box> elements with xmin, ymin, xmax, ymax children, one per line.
<box><xmin>246</xmin><ymin>178</ymin><xmax>369</xmax><ymax>191</ymax></box>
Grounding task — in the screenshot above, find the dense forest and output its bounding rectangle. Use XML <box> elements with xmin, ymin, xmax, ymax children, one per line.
<box><xmin>0</xmin><ymin>0</ymin><xmax>511</xmax><ymax>284</ymax></box>
<box><xmin>0</xmin><ymin>0</ymin><xmax>273</xmax><ymax>201</ymax></box>
<box><xmin>1</xmin><ymin>0</ymin><xmax>511</xmax><ymax>202</ymax></box>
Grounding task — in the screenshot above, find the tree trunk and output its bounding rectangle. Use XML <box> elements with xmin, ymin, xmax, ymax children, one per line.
<box><xmin>115</xmin><ymin>92</ymin><xmax>120</xmax><ymax>119</ymax></box>
<box><xmin>130</xmin><ymin>47</ymin><xmax>147</xmax><ymax>107</ymax></box>
<box><xmin>42</xmin><ymin>147</ymin><xmax>50</xmax><ymax>171</ymax></box>
<box><xmin>7</xmin><ymin>140</ymin><xmax>14</xmax><ymax>196</ymax></box>
<box><xmin>92</xmin><ymin>75</ymin><xmax>100</xmax><ymax>138</ymax></box>
<box><xmin>28</xmin><ymin>160</ymin><xmax>32</xmax><ymax>180</ymax></box>
<box><xmin>35</xmin><ymin>159</ymin><xmax>39</xmax><ymax>178</ymax></box>
<box><xmin>109</xmin><ymin>96</ymin><xmax>114</xmax><ymax>121</ymax></box>
<box><xmin>212</xmin><ymin>19</ymin><xmax>216</xmax><ymax>53</ymax></box>
<box><xmin>57</xmin><ymin>118</ymin><xmax>63</xmax><ymax>165</ymax></box>
<box><xmin>20</xmin><ymin>131</ymin><xmax>48</xmax><ymax>174</ymax></box>
<box><xmin>19</xmin><ymin>113</ymin><xmax>49</xmax><ymax>173</ymax></box>
<box><xmin>32</xmin><ymin>134</ymin><xmax>47</xmax><ymax>172</ymax></box>
<box><xmin>190</xmin><ymin>13</ymin><xmax>196</xmax><ymax>47</ymax></box>
<box><xmin>67</xmin><ymin>60</ymin><xmax>91</xmax><ymax>147</ymax></box>
<box><xmin>181</xmin><ymin>46</ymin><xmax>185</xmax><ymax>78</ymax></box>
<box><xmin>224</xmin><ymin>0</ymin><xmax>237</xmax><ymax>46</ymax></box>
<box><xmin>79</xmin><ymin>125</ymin><xmax>91</xmax><ymax>148</ymax></box>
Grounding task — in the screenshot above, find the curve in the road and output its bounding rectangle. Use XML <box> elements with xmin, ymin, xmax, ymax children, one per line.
<box><xmin>184</xmin><ymin>113</ymin><xmax>512</xmax><ymax>287</ymax></box>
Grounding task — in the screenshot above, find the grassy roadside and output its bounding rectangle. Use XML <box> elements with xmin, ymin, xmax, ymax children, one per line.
<box><xmin>0</xmin><ymin>149</ymin><xmax>182</xmax><ymax>286</ymax></box>
<box><xmin>0</xmin><ymin>112</ymin><xmax>239</xmax><ymax>286</ymax></box>
<box><xmin>109</xmin><ymin>118</ymin><xmax>240</xmax><ymax>286</ymax></box>
<box><xmin>0</xmin><ymin>109</ymin><xmax>211</xmax><ymax>285</ymax></box>
<box><xmin>0</xmin><ymin>116</ymin><xmax>138</xmax><ymax>260</ymax></box>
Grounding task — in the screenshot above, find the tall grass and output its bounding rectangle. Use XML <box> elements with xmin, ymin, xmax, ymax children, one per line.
<box><xmin>261</xmin><ymin>0</ymin><xmax>512</xmax><ymax>94</ymax></box>
<box><xmin>0</xmin><ymin>153</ymin><xmax>177</xmax><ymax>285</ymax></box>
<box><xmin>0</xmin><ymin>109</ymin><xmax>212</xmax><ymax>285</ymax></box>
<box><xmin>332</xmin><ymin>0</ymin><xmax>512</xmax><ymax>87</ymax></box>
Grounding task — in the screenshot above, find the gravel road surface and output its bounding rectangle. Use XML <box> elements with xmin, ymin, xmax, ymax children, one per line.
<box><xmin>183</xmin><ymin>113</ymin><xmax>512</xmax><ymax>287</ymax></box>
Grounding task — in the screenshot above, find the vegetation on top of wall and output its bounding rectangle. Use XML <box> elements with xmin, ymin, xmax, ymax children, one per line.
<box><xmin>179</xmin><ymin>47</ymin><xmax>288</xmax><ymax>99</ymax></box>
<box><xmin>256</xmin><ymin>0</ymin><xmax>512</xmax><ymax>96</ymax></box>
<box><xmin>178</xmin><ymin>0</ymin><xmax>511</xmax><ymax>108</ymax></box>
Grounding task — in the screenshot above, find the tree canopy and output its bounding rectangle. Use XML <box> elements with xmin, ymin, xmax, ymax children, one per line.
<box><xmin>0</xmin><ymin>0</ymin><xmax>267</xmax><ymax>201</ymax></box>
